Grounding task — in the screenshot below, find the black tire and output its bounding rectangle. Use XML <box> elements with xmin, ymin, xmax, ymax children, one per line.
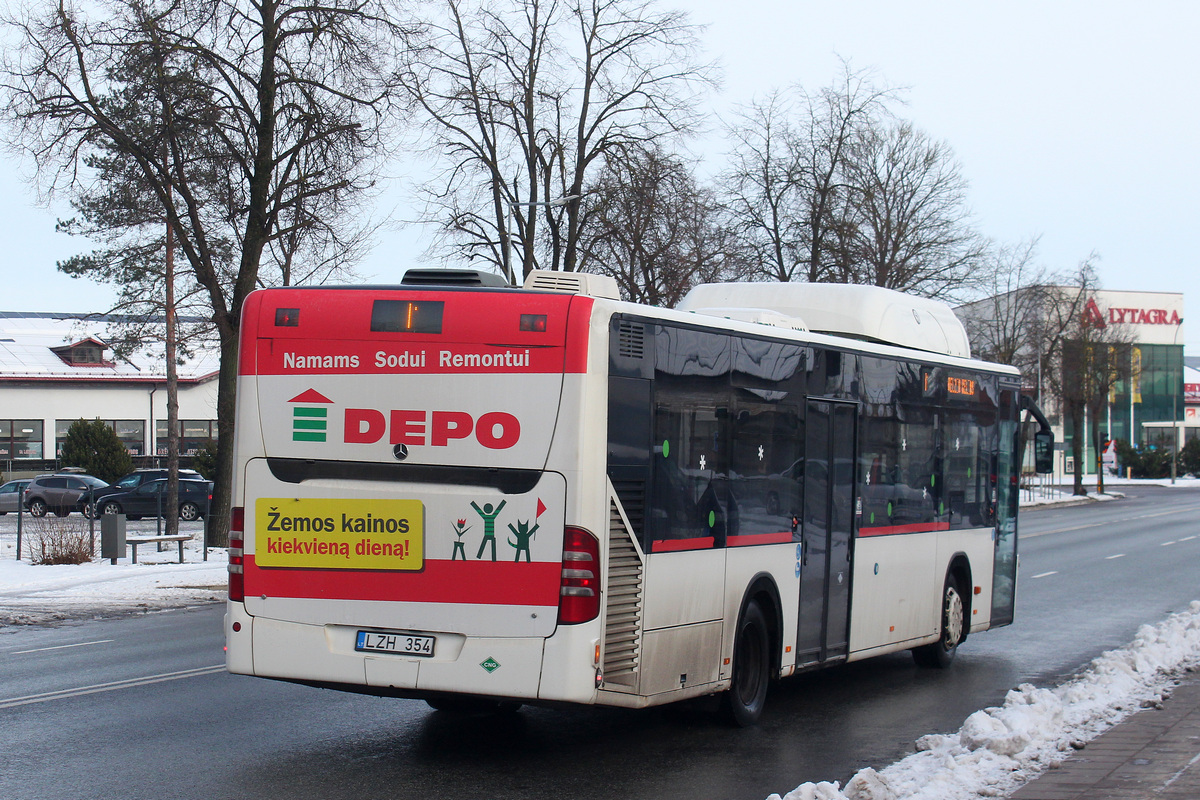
<box><xmin>28</xmin><ymin>498</ymin><xmax>47</xmax><ymax>517</ymax></box>
<box><xmin>53</xmin><ymin>508</ymin><xmax>70</xmax><ymax>517</ymax></box>
<box><xmin>913</xmin><ymin>574</ymin><xmax>965</xmax><ymax>669</ymax></box>
<box><xmin>101</xmin><ymin>502</ymin><xmax>123</xmax><ymax>516</ymax></box>
<box><xmin>721</xmin><ymin>600</ymin><xmax>771</xmax><ymax>727</ymax></box>
<box><xmin>179</xmin><ymin>502</ymin><xmax>201</xmax><ymax>521</ymax></box>
<box><xmin>426</xmin><ymin>696</ymin><xmax>522</xmax><ymax>715</ymax></box>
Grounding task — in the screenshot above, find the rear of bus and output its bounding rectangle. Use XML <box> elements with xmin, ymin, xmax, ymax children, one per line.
<box><xmin>224</xmin><ymin>283</ymin><xmax>604</xmax><ymax>706</ymax></box>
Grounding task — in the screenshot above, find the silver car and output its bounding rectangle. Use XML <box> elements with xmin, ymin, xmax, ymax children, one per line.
<box><xmin>0</xmin><ymin>479</ymin><xmax>31</xmax><ymax>514</ymax></box>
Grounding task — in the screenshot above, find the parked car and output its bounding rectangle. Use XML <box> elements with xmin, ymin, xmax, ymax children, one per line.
<box><xmin>0</xmin><ymin>479</ymin><xmax>32</xmax><ymax>514</ymax></box>
<box><xmin>22</xmin><ymin>473</ymin><xmax>110</xmax><ymax>517</ymax></box>
<box><xmin>83</xmin><ymin>468</ymin><xmax>203</xmax><ymax>517</ymax></box>
<box><xmin>96</xmin><ymin>479</ymin><xmax>213</xmax><ymax>521</ymax></box>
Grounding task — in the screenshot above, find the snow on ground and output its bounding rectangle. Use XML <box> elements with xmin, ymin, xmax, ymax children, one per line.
<box><xmin>771</xmin><ymin>602</ymin><xmax>1200</xmax><ymax>800</ymax></box>
<box><xmin>0</xmin><ymin>517</ymin><xmax>227</xmax><ymax>626</ymax></box>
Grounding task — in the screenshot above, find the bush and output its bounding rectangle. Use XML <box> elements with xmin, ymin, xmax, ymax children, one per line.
<box><xmin>26</xmin><ymin>517</ymin><xmax>94</xmax><ymax>565</ymax></box>
<box><xmin>1179</xmin><ymin>438</ymin><xmax>1200</xmax><ymax>477</ymax></box>
<box><xmin>59</xmin><ymin>418</ymin><xmax>134</xmax><ymax>484</ymax></box>
<box><xmin>191</xmin><ymin>440</ymin><xmax>217</xmax><ymax>480</ymax></box>
<box><xmin>1112</xmin><ymin>439</ymin><xmax>1172</xmax><ymax>479</ymax></box>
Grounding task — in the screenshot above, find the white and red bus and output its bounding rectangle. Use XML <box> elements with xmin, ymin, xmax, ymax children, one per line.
<box><xmin>225</xmin><ymin>269</ymin><xmax>1051</xmax><ymax>725</ymax></box>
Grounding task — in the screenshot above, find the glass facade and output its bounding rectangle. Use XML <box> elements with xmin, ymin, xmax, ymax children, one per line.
<box><xmin>1063</xmin><ymin>343</ymin><xmax>1184</xmax><ymax>469</ymax></box>
<box><xmin>156</xmin><ymin>419</ymin><xmax>217</xmax><ymax>455</ymax></box>
<box><xmin>55</xmin><ymin>419</ymin><xmax>146</xmax><ymax>456</ymax></box>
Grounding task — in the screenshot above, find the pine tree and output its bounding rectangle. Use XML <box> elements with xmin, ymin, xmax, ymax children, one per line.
<box><xmin>60</xmin><ymin>419</ymin><xmax>134</xmax><ymax>484</ymax></box>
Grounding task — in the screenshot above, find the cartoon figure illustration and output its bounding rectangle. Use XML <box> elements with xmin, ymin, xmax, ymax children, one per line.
<box><xmin>470</xmin><ymin>499</ymin><xmax>507</xmax><ymax>561</ymax></box>
<box><xmin>451</xmin><ymin>518</ymin><xmax>471</xmax><ymax>561</ymax></box>
<box><xmin>507</xmin><ymin>519</ymin><xmax>539</xmax><ymax>562</ymax></box>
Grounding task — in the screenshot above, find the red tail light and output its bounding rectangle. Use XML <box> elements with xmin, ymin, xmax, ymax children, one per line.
<box><xmin>228</xmin><ymin>506</ymin><xmax>245</xmax><ymax>602</ymax></box>
<box><xmin>558</xmin><ymin>527</ymin><xmax>600</xmax><ymax>624</ymax></box>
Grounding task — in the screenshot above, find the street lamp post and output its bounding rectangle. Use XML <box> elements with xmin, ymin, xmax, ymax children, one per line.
<box><xmin>1171</xmin><ymin>318</ymin><xmax>1184</xmax><ymax>484</ymax></box>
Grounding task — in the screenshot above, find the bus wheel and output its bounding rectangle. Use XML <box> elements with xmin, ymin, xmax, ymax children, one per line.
<box><xmin>913</xmin><ymin>575</ymin><xmax>965</xmax><ymax>669</ymax></box>
<box><xmin>722</xmin><ymin>600</ymin><xmax>770</xmax><ymax>727</ymax></box>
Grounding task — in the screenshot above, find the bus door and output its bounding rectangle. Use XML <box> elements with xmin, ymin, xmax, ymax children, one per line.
<box><xmin>796</xmin><ymin>399</ymin><xmax>857</xmax><ymax>666</ymax></box>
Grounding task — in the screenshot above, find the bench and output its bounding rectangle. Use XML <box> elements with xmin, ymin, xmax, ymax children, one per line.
<box><xmin>126</xmin><ymin>534</ymin><xmax>193</xmax><ymax>564</ymax></box>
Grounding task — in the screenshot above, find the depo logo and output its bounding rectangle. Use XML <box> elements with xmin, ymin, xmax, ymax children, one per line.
<box><xmin>288</xmin><ymin>389</ymin><xmax>333</xmax><ymax>442</ymax></box>
<box><xmin>286</xmin><ymin>389</ymin><xmax>520</xmax><ymax>450</ymax></box>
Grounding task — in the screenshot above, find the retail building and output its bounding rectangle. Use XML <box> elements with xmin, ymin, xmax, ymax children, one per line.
<box><xmin>0</xmin><ymin>311</ymin><xmax>219</xmax><ymax>477</ymax></box>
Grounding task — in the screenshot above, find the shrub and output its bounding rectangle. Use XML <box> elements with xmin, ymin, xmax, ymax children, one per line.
<box><xmin>1179</xmin><ymin>438</ymin><xmax>1200</xmax><ymax>477</ymax></box>
<box><xmin>1112</xmin><ymin>439</ymin><xmax>1171</xmax><ymax>479</ymax></box>
<box><xmin>26</xmin><ymin>517</ymin><xmax>94</xmax><ymax>565</ymax></box>
<box><xmin>59</xmin><ymin>418</ymin><xmax>134</xmax><ymax>483</ymax></box>
<box><xmin>191</xmin><ymin>440</ymin><xmax>217</xmax><ymax>481</ymax></box>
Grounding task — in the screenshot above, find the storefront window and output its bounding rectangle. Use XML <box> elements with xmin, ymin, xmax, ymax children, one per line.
<box><xmin>156</xmin><ymin>419</ymin><xmax>217</xmax><ymax>455</ymax></box>
<box><xmin>1</xmin><ymin>420</ymin><xmax>44</xmax><ymax>459</ymax></box>
<box><xmin>55</xmin><ymin>419</ymin><xmax>146</xmax><ymax>456</ymax></box>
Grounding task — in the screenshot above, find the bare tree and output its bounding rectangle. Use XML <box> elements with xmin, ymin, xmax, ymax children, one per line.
<box><xmin>842</xmin><ymin>121</ymin><xmax>985</xmax><ymax>299</ymax></box>
<box><xmin>577</xmin><ymin>144</ymin><xmax>744</xmax><ymax>305</ymax></box>
<box><xmin>2</xmin><ymin>0</ymin><xmax>419</xmax><ymax>543</ymax></box>
<box><xmin>720</xmin><ymin>64</ymin><xmax>897</xmax><ymax>284</ymax></box>
<box><xmin>402</xmin><ymin>0</ymin><xmax>714</xmax><ymax>281</ymax></box>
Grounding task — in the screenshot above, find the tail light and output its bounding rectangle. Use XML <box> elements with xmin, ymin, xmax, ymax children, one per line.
<box><xmin>558</xmin><ymin>527</ymin><xmax>600</xmax><ymax>624</ymax></box>
<box><xmin>228</xmin><ymin>506</ymin><xmax>245</xmax><ymax>602</ymax></box>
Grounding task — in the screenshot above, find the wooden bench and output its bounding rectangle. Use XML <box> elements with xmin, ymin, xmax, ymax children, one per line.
<box><xmin>126</xmin><ymin>534</ymin><xmax>193</xmax><ymax>564</ymax></box>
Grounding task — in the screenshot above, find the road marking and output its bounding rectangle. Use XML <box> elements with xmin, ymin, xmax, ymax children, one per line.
<box><xmin>12</xmin><ymin>639</ymin><xmax>114</xmax><ymax>655</ymax></box>
<box><xmin>1181</xmin><ymin>536</ymin><xmax>1197</xmax><ymax>542</ymax></box>
<box><xmin>0</xmin><ymin>664</ymin><xmax>225</xmax><ymax>709</ymax></box>
<box><xmin>1162</xmin><ymin>541</ymin><xmax>1177</xmax><ymax>546</ymax></box>
<box><xmin>1105</xmin><ymin>554</ymin><xmax>1125</xmax><ymax>560</ymax></box>
<box><xmin>1023</xmin><ymin>506</ymin><xmax>1197</xmax><ymax>538</ymax></box>
<box><xmin>1031</xmin><ymin>571</ymin><xmax>1058</xmax><ymax>579</ymax></box>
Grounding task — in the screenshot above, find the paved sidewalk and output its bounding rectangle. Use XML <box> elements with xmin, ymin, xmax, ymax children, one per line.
<box><xmin>1010</xmin><ymin>674</ymin><xmax>1200</xmax><ymax>799</ymax></box>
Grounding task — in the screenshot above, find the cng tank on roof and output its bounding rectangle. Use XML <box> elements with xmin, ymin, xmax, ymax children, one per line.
<box><xmin>676</xmin><ymin>282</ymin><xmax>971</xmax><ymax>359</ymax></box>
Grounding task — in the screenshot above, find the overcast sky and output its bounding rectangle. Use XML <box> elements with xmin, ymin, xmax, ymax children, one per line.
<box><xmin>2</xmin><ymin>0</ymin><xmax>1197</xmax><ymax>349</ymax></box>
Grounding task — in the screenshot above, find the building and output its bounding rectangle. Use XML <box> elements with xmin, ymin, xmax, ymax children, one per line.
<box><xmin>0</xmin><ymin>311</ymin><xmax>219</xmax><ymax>478</ymax></box>
<box><xmin>959</xmin><ymin>288</ymin><xmax>1185</xmax><ymax>478</ymax></box>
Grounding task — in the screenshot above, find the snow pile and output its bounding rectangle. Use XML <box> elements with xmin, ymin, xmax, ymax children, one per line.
<box><xmin>769</xmin><ymin>601</ymin><xmax>1200</xmax><ymax>800</ymax></box>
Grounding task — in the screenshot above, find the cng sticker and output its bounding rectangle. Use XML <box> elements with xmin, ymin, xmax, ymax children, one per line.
<box><xmin>255</xmin><ymin>497</ymin><xmax>423</xmax><ymax>571</ymax></box>
<box><xmin>480</xmin><ymin>657</ymin><xmax>501</xmax><ymax>673</ymax></box>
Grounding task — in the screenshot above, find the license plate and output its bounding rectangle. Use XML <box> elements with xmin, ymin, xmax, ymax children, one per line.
<box><xmin>355</xmin><ymin>630</ymin><xmax>435</xmax><ymax>657</ymax></box>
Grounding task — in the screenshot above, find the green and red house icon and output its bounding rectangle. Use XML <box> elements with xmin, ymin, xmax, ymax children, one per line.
<box><xmin>289</xmin><ymin>389</ymin><xmax>334</xmax><ymax>442</ymax></box>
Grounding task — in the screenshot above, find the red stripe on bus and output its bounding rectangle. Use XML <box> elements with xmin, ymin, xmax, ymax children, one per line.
<box><xmin>244</xmin><ymin>556</ymin><xmax>561</xmax><ymax>606</ymax></box>
<box><xmin>727</xmin><ymin>532</ymin><xmax>794</xmax><ymax>547</ymax></box>
<box><xmin>857</xmin><ymin>522</ymin><xmax>952</xmax><ymax>537</ymax></box>
<box><xmin>650</xmin><ymin>537</ymin><xmax>716</xmax><ymax>552</ymax></box>
<box><xmin>564</xmin><ymin>295</ymin><xmax>593</xmax><ymax>374</ymax></box>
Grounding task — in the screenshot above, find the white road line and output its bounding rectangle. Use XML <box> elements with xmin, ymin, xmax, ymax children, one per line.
<box><xmin>1162</xmin><ymin>541</ymin><xmax>1177</xmax><ymax>546</ymax></box>
<box><xmin>1105</xmin><ymin>554</ymin><xmax>1126</xmax><ymax>560</ymax></box>
<box><xmin>1180</xmin><ymin>536</ymin><xmax>1197</xmax><ymax>542</ymax></box>
<box><xmin>0</xmin><ymin>664</ymin><xmax>226</xmax><ymax>709</ymax></box>
<box><xmin>12</xmin><ymin>639</ymin><xmax>114</xmax><ymax>655</ymax></box>
<box><xmin>1031</xmin><ymin>571</ymin><xmax>1058</xmax><ymax>579</ymax></box>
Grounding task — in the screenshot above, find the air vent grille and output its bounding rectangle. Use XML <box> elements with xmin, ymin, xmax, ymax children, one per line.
<box><xmin>616</xmin><ymin>321</ymin><xmax>645</xmax><ymax>360</ymax></box>
<box><xmin>603</xmin><ymin>498</ymin><xmax>644</xmax><ymax>685</ymax></box>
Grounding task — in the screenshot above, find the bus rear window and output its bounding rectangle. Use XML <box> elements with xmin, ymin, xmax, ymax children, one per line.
<box><xmin>370</xmin><ymin>300</ymin><xmax>444</xmax><ymax>333</ymax></box>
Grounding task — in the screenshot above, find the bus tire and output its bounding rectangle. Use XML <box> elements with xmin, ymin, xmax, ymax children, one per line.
<box><xmin>913</xmin><ymin>574</ymin><xmax>965</xmax><ymax>669</ymax></box>
<box><xmin>722</xmin><ymin>600</ymin><xmax>771</xmax><ymax>727</ymax></box>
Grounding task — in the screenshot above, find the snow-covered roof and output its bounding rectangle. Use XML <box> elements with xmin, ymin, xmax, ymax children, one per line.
<box><xmin>0</xmin><ymin>311</ymin><xmax>219</xmax><ymax>382</ymax></box>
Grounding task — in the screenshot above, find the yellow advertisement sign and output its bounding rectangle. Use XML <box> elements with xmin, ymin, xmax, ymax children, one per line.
<box><xmin>255</xmin><ymin>498</ymin><xmax>424</xmax><ymax>570</ymax></box>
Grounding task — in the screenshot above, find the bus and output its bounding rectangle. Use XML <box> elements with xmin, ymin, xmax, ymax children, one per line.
<box><xmin>225</xmin><ymin>269</ymin><xmax>1052</xmax><ymax>725</ymax></box>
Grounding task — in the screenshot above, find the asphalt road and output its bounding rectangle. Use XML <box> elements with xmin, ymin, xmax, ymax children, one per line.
<box><xmin>1</xmin><ymin>485</ymin><xmax>1197</xmax><ymax>800</ymax></box>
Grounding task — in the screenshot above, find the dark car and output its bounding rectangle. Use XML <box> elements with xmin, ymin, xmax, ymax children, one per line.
<box><xmin>96</xmin><ymin>479</ymin><xmax>212</xmax><ymax>521</ymax></box>
<box><xmin>84</xmin><ymin>468</ymin><xmax>203</xmax><ymax>517</ymax></box>
<box><xmin>23</xmin><ymin>473</ymin><xmax>110</xmax><ymax>517</ymax></box>
<box><xmin>0</xmin><ymin>479</ymin><xmax>31</xmax><ymax>514</ymax></box>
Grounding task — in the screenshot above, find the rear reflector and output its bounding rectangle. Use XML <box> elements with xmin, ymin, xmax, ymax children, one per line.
<box><xmin>228</xmin><ymin>506</ymin><xmax>245</xmax><ymax>602</ymax></box>
<box><xmin>558</xmin><ymin>527</ymin><xmax>600</xmax><ymax>625</ymax></box>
